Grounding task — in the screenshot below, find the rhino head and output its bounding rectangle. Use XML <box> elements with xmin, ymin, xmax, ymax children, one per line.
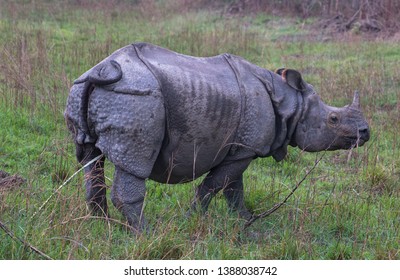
<box><xmin>277</xmin><ymin>69</ymin><xmax>370</xmax><ymax>152</ymax></box>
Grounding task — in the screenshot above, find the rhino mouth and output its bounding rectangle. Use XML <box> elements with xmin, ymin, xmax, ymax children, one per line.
<box><xmin>345</xmin><ymin>136</ymin><xmax>366</xmax><ymax>148</ymax></box>
<box><xmin>341</xmin><ymin>126</ymin><xmax>369</xmax><ymax>148</ymax></box>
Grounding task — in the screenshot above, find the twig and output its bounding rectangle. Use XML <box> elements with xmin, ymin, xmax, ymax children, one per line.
<box><xmin>30</xmin><ymin>154</ymin><xmax>103</xmax><ymax>220</ymax></box>
<box><xmin>0</xmin><ymin>220</ymin><xmax>53</xmax><ymax>260</ymax></box>
<box><xmin>49</xmin><ymin>236</ymin><xmax>89</xmax><ymax>253</ymax></box>
<box><xmin>244</xmin><ymin>152</ymin><xmax>325</xmax><ymax>229</ymax></box>
<box><xmin>57</xmin><ymin>214</ymin><xmax>135</xmax><ymax>231</ymax></box>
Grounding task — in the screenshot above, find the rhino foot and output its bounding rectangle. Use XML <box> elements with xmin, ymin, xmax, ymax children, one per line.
<box><xmin>87</xmin><ymin>193</ymin><xmax>109</xmax><ymax>218</ymax></box>
<box><xmin>238</xmin><ymin>209</ymin><xmax>253</xmax><ymax>221</ymax></box>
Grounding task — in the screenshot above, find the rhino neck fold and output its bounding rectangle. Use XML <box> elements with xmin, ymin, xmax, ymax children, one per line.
<box><xmin>268</xmin><ymin>80</ymin><xmax>305</xmax><ymax>162</ymax></box>
<box><xmin>222</xmin><ymin>54</ymin><xmax>246</xmax><ymax>155</ymax></box>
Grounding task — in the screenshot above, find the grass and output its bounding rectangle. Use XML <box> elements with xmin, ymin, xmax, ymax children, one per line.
<box><xmin>0</xmin><ymin>0</ymin><xmax>399</xmax><ymax>260</ymax></box>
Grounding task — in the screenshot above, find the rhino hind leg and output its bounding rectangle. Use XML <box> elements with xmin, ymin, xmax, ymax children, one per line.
<box><xmin>190</xmin><ymin>158</ymin><xmax>253</xmax><ymax>220</ymax></box>
<box><xmin>111</xmin><ymin>166</ymin><xmax>147</xmax><ymax>233</ymax></box>
<box><xmin>77</xmin><ymin>143</ymin><xmax>108</xmax><ymax>217</ymax></box>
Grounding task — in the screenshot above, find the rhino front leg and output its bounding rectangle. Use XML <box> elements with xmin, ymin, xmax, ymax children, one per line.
<box><xmin>223</xmin><ymin>174</ymin><xmax>252</xmax><ymax>220</ymax></box>
<box><xmin>111</xmin><ymin>166</ymin><xmax>147</xmax><ymax>233</ymax></box>
<box><xmin>77</xmin><ymin>143</ymin><xmax>108</xmax><ymax>216</ymax></box>
<box><xmin>190</xmin><ymin>158</ymin><xmax>252</xmax><ymax>219</ymax></box>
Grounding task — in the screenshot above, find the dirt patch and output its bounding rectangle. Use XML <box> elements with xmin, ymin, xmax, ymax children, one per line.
<box><xmin>0</xmin><ymin>170</ymin><xmax>26</xmax><ymax>191</ymax></box>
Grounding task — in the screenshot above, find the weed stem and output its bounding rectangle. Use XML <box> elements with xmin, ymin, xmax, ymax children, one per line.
<box><xmin>30</xmin><ymin>155</ymin><xmax>103</xmax><ymax>220</ymax></box>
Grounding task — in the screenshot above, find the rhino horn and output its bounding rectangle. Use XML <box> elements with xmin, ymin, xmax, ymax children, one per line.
<box><xmin>351</xmin><ymin>91</ymin><xmax>361</xmax><ymax>110</ymax></box>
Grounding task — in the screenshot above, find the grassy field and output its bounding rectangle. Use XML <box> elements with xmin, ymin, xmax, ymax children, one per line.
<box><xmin>0</xmin><ymin>0</ymin><xmax>399</xmax><ymax>260</ymax></box>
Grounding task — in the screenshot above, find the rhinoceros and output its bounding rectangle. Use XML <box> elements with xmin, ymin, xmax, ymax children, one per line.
<box><xmin>65</xmin><ymin>42</ymin><xmax>370</xmax><ymax>232</ymax></box>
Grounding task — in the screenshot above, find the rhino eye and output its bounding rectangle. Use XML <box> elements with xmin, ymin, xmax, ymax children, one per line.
<box><xmin>328</xmin><ymin>113</ymin><xmax>340</xmax><ymax>126</ymax></box>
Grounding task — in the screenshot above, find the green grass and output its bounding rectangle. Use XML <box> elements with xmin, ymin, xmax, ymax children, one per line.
<box><xmin>0</xmin><ymin>0</ymin><xmax>399</xmax><ymax>260</ymax></box>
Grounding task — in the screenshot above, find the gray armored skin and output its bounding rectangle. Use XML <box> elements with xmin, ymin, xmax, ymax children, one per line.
<box><xmin>65</xmin><ymin>42</ymin><xmax>370</xmax><ymax>232</ymax></box>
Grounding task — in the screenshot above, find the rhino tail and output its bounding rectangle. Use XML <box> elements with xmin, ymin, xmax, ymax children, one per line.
<box><xmin>65</xmin><ymin>81</ymin><xmax>96</xmax><ymax>146</ymax></box>
<box><xmin>74</xmin><ymin>60</ymin><xmax>123</xmax><ymax>86</ymax></box>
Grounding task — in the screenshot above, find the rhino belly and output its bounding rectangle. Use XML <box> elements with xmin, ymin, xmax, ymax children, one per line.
<box><xmin>149</xmin><ymin>132</ymin><xmax>234</xmax><ymax>184</ymax></box>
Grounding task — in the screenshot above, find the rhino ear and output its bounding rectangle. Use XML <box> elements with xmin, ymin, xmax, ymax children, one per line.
<box><xmin>280</xmin><ymin>69</ymin><xmax>306</xmax><ymax>92</ymax></box>
<box><xmin>275</xmin><ymin>68</ymin><xmax>286</xmax><ymax>76</ymax></box>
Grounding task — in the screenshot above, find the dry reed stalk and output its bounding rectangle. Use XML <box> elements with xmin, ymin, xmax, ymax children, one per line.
<box><xmin>30</xmin><ymin>154</ymin><xmax>103</xmax><ymax>220</ymax></box>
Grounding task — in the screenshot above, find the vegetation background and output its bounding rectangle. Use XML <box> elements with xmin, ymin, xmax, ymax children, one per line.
<box><xmin>0</xmin><ymin>0</ymin><xmax>399</xmax><ymax>259</ymax></box>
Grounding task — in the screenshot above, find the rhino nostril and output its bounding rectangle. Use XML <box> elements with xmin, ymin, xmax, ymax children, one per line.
<box><xmin>359</xmin><ymin>128</ymin><xmax>370</xmax><ymax>140</ymax></box>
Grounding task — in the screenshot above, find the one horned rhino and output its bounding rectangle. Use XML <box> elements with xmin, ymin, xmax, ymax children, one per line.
<box><xmin>65</xmin><ymin>42</ymin><xmax>370</xmax><ymax>232</ymax></box>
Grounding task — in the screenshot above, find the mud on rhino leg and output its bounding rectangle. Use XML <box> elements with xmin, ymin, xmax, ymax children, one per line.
<box><xmin>77</xmin><ymin>143</ymin><xmax>108</xmax><ymax>216</ymax></box>
<box><xmin>111</xmin><ymin>166</ymin><xmax>146</xmax><ymax>233</ymax></box>
<box><xmin>190</xmin><ymin>158</ymin><xmax>253</xmax><ymax>220</ymax></box>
